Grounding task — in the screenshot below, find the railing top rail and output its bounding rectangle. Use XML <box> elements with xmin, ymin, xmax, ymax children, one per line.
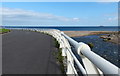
<box><xmin>61</xmin><ymin>32</ymin><xmax>120</xmax><ymax>75</ymax></box>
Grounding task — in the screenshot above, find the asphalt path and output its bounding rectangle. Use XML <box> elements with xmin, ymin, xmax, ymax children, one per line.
<box><xmin>2</xmin><ymin>30</ymin><xmax>62</xmax><ymax>74</ymax></box>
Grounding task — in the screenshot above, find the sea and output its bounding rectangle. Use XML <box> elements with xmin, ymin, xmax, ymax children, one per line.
<box><xmin>3</xmin><ymin>26</ymin><xmax>119</xmax><ymax>31</ymax></box>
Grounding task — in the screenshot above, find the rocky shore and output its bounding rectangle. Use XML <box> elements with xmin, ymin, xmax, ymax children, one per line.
<box><xmin>63</xmin><ymin>31</ymin><xmax>119</xmax><ymax>44</ymax></box>
<box><xmin>100</xmin><ymin>31</ymin><xmax>119</xmax><ymax>44</ymax></box>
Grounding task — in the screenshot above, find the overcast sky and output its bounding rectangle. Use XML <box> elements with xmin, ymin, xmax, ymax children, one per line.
<box><xmin>1</xmin><ymin>2</ymin><xmax>118</xmax><ymax>26</ymax></box>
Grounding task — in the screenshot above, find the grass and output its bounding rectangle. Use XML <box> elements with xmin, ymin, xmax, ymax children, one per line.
<box><xmin>54</xmin><ymin>38</ymin><xmax>60</xmax><ymax>48</ymax></box>
<box><xmin>57</xmin><ymin>48</ymin><xmax>64</xmax><ymax>63</ymax></box>
<box><xmin>44</xmin><ymin>33</ymin><xmax>65</xmax><ymax>74</ymax></box>
<box><xmin>0</xmin><ymin>28</ymin><xmax>10</xmax><ymax>34</ymax></box>
<box><xmin>53</xmin><ymin>38</ymin><xmax>66</xmax><ymax>74</ymax></box>
<box><xmin>56</xmin><ymin>48</ymin><xmax>65</xmax><ymax>74</ymax></box>
<box><xmin>87</xmin><ymin>42</ymin><xmax>94</xmax><ymax>49</ymax></box>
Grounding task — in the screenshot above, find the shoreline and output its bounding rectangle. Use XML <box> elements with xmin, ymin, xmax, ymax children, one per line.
<box><xmin>62</xmin><ymin>31</ymin><xmax>115</xmax><ymax>37</ymax></box>
<box><xmin>63</xmin><ymin>31</ymin><xmax>119</xmax><ymax>44</ymax></box>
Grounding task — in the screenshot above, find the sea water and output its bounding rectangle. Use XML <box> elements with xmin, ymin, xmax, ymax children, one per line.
<box><xmin>3</xmin><ymin>26</ymin><xmax>119</xmax><ymax>31</ymax></box>
<box><xmin>73</xmin><ymin>35</ymin><xmax>120</xmax><ymax>68</ymax></box>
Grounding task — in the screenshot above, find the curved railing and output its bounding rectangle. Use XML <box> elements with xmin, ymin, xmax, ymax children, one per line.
<box><xmin>36</xmin><ymin>29</ymin><xmax>120</xmax><ymax>76</ymax></box>
<box><xmin>8</xmin><ymin>28</ymin><xmax>120</xmax><ymax>76</ymax></box>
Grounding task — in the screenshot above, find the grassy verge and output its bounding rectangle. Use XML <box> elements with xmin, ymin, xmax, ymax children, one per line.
<box><xmin>56</xmin><ymin>48</ymin><xmax>65</xmax><ymax>73</ymax></box>
<box><xmin>54</xmin><ymin>38</ymin><xmax>60</xmax><ymax>48</ymax></box>
<box><xmin>42</xmin><ymin>32</ymin><xmax>65</xmax><ymax>74</ymax></box>
<box><xmin>0</xmin><ymin>28</ymin><xmax>10</xmax><ymax>34</ymax></box>
<box><xmin>53</xmin><ymin>38</ymin><xmax>66</xmax><ymax>74</ymax></box>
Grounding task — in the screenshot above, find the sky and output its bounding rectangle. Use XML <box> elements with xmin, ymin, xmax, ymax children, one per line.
<box><xmin>2</xmin><ymin>0</ymin><xmax>119</xmax><ymax>2</ymax></box>
<box><xmin>1</xmin><ymin>2</ymin><xmax>118</xmax><ymax>26</ymax></box>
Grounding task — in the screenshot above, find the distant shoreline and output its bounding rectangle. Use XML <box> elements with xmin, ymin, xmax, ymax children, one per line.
<box><xmin>2</xmin><ymin>26</ymin><xmax>118</xmax><ymax>31</ymax></box>
<box><xmin>62</xmin><ymin>31</ymin><xmax>114</xmax><ymax>37</ymax></box>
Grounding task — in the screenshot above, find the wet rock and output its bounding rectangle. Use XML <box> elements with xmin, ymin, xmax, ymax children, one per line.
<box><xmin>100</xmin><ymin>32</ymin><xmax>119</xmax><ymax>44</ymax></box>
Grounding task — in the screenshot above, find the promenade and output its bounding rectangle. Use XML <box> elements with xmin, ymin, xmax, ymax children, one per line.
<box><xmin>2</xmin><ymin>30</ymin><xmax>62</xmax><ymax>74</ymax></box>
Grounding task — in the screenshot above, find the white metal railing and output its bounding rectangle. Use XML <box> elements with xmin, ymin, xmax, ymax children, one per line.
<box><xmin>61</xmin><ymin>31</ymin><xmax>120</xmax><ymax>75</ymax></box>
<box><xmin>36</xmin><ymin>29</ymin><xmax>120</xmax><ymax>76</ymax></box>
<box><xmin>7</xmin><ymin>28</ymin><xmax>120</xmax><ymax>76</ymax></box>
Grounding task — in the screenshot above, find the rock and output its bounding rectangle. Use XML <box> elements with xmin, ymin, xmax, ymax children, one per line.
<box><xmin>100</xmin><ymin>32</ymin><xmax>119</xmax><ymax>44</ymax></box>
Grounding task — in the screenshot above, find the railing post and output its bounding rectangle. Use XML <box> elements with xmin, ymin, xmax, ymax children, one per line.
<box><xmin>66</xmin><ymin>48</ymin><xmax>74</xmax><ymax>74</ymax></box>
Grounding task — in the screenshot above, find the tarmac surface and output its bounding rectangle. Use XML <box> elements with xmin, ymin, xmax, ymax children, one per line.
<box><xmin>2</xmin><ymin>30</ymin><xmax>62</xmax><ymax>74</ymax></box>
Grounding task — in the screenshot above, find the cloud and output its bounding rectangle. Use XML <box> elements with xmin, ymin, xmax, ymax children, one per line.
<box><xmin>72</xmin><ymin>18</ymin><xmax>80</xmax><ymax>22</ymax></box>
<box><xmin>1</xmin><ymin>7</ymin><xmax>80</xmax><ymax>25</ymax></box>
<box><xmin>108</xmin><ymin>17</ymin><xmax>118</xmax><ymax>21</ymax></box>
<box><xmin>103</xmin><ymin>12</ymin><xmax>118</xmax><ymax>22</ymax></box>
